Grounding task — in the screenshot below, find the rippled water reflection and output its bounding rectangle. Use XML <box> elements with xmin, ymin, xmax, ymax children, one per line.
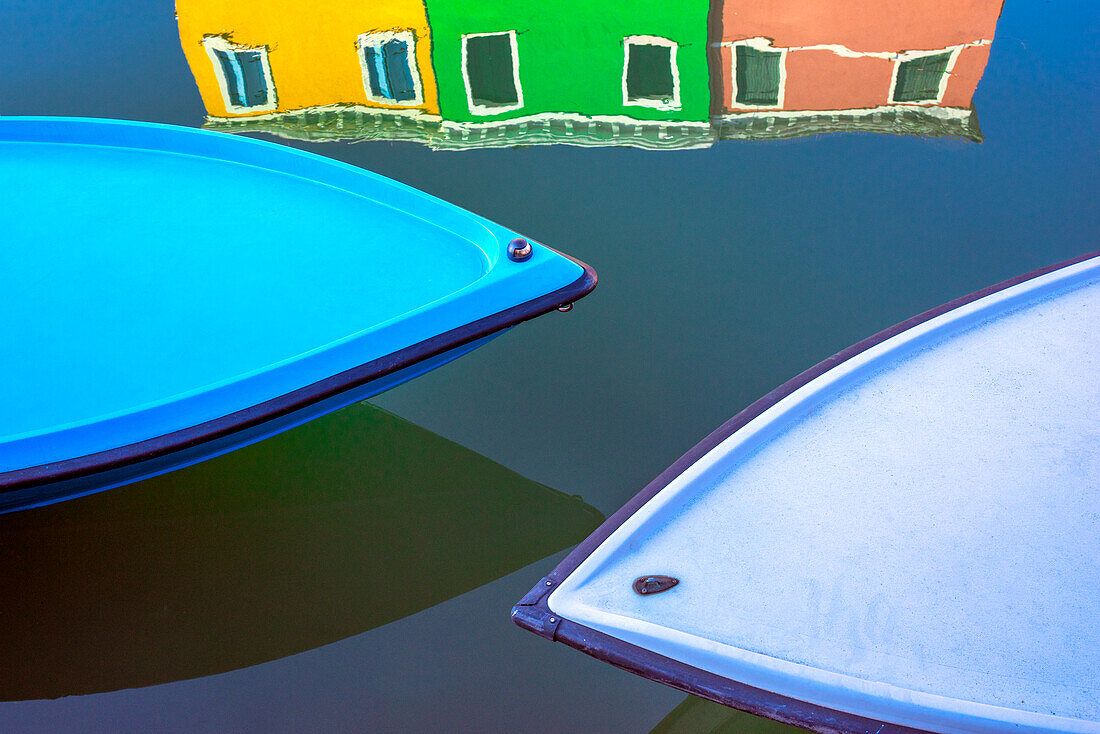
<box><xmin>0</xmin><ymin>0</ymin><xmax>1096</xmax><ymax>730</ymax></box>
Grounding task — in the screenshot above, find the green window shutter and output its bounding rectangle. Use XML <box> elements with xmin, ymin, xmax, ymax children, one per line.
<box><xmin>735</xmin><ymin>46</ymin><xmax>781</xmax><ymax>106</ymax></box>
<box><xmin>382</xmin><ymin>39</ymin><xmax>417</xmax><ymax>102</ymax></box>
<box><xmin>626</xmin><ymin>44</ymin><xmax>674</xmax><ymax>101</ymax></box>
<box><xmin>893</xmin><ymin>52</ymin><xmax>952</xmax><ymax>103</ymax></box>
<box><xmin>465</xmin><ymin>34</ymin><xmax>518</xmax><ymax>107</ymax></box>
<box><xmin>237</xmin><ymin>50</ymin><xmax>270</xmax><ymax>108</ymax></box>
<box><xmin>212</xmin><ymin>48</ymin><xmax>245</xmax><ymax>108</ymax></box>
<box><xmin>362</xmin><ymin>45</ymin><xmax>384</xmax><ymax>98</ymax></box>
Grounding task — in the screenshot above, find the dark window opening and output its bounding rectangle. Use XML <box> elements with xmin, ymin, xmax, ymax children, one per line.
<box><xmin>465</xmin><ymin>34</ymin><xmax>519</xmax><ymax>107</ymax></box>
<box><xmin>735</xmin><ymin>46</ymin><xmax>781</xmax><ymax>106</ymax></box>
<box><xmin>893</xmin><ymin>52</ymin><xmax>952</xmax><ymax>103</ymax></box>
<box><xmin>626</xmin><ymin>43</ymin><xmax>674</xmax><ymax>102</ymax></box>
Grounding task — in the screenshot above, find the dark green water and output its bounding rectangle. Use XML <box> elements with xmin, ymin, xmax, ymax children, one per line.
<box><xmin>0</xmin><ymin>0</ymin><xmax>1096</xmax><ymax>730</ymax></box>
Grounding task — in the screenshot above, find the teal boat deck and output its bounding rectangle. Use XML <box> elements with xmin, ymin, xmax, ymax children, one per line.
<box><xmin>0</xmin><ymin>118</ymin><xmax>593</xmax><ymax>505</ymax></box>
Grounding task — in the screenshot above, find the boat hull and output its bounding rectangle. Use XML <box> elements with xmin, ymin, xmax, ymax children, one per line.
<box><xmin>0</xmin><ymin>335</ymin><xmax>490</xmax><ymax>513</ymax></box>
<box><xmin>0</xmin><ymin>117</ymin><xmax>596</xmax><ymax>510</ymax></box>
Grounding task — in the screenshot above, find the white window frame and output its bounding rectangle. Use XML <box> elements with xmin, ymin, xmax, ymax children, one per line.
<box><xmin>461</xmin><ymin>31</ymin><xmax>524</xmax><ymax>115</ymax></box>
<box><xmin>622</xmin><ymin>35</ymin><xmax>680</xmax><ymax>111</ymax></box>
<box><xmin>729</xmin><ymin>37</ymin><xmax>787</xmax><ymax>110</ymax></box>
<box><xmin>356</xmin><ymin>30</ymin><xmax>424</xmax><ymax>107</ymax></box>
<box><xmin>203</xmin><ymin>36</ymin><xmax>277</xmax><ymax>114</ymax></box>
<box><xmin>888</xmin><ymin>47</ymin><xmax>962</xmax><ymax>105</ymax></box>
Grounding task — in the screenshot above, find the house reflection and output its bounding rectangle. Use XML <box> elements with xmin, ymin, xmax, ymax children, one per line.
<box><xmin>175</xmin><ymin>0</ymin><xmax>440</xmax><ymax>118</ymax></box>
<box><xmin>176</xmin><ymin>0</ymin><xmax>1003</xmax><ymax>148</ymax></box>
<box><xmin>712</xmin><ymin>0</ymin><xmax>1000</xmax><ymax>141</ymax></box>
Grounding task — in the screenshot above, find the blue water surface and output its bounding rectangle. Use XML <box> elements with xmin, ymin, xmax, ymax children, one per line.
<box><xmin>0</xmin><ymin>0</ymin><xmax>1096</xmax><ymax>731</ymax></box>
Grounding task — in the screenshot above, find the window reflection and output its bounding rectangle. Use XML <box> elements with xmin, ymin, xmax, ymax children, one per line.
<box><xmin>202</xmin><ymin>36</ymin><xmax>276</xmax><ymax>113</ymax></box>
<box><xmin>176</xmin><ymin>0</ymin><xmax>1002</xmax><ymax>148</ymax></box>
<box><xmin>462</xmin><ymin>31</ymin><xmax>523</xmax><ymax>113</ymax></box>
<box><xmin>623</xmin><ymin>36</ymin><xmax>680</xmax><ymax>110</ymax></box>
<box><xmin>358</xmin><ymin>31</ymin><xmax>423</xmax><ymax>106</ymax></box>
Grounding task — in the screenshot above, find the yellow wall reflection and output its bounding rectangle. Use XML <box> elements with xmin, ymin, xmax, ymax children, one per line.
<box><xmin>177</xmin><ymin>0</ymin><xmax>440</xmax><ymax>120</ymax></box>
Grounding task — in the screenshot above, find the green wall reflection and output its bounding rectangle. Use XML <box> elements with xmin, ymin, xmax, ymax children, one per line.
<box><xmin>0</xmin><ymin>401</ymin><xmax>603</xmax><ymax>700</ymax></box>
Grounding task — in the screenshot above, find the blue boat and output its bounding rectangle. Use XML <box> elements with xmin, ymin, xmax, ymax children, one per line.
<box><xmin>0</xmin><ymin>117</ymin><xmax>595</xmax><ymax>512</ymax></box>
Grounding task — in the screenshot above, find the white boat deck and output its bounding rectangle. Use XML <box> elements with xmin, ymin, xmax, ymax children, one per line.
<box><xmin>549</xmin><ymin>259</ymin><xmax>1100</xmax><ymax>734</ymax></box>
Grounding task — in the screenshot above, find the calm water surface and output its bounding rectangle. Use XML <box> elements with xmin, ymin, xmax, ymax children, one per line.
<box><xmin>1</xmin><ymin>0</ymin><xmax>1097</xmax><ymax>730</ymax></box>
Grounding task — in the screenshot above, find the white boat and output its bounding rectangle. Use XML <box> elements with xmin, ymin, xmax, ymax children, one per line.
<box><xmin>514</xmin><ymin>252</ymin><xmax>1100</xmax><ymax>734</ymax></box>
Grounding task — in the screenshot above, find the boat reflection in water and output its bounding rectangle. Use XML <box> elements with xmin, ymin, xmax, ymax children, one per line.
<box><xmin>0</xmin><ymin>401</ymin><xmax>603</xmax><ymax>700</ymax></box>
<box><xmin>176</xmin><ymin>0</ymin><xmax>1001</xmax><ymax>148</ymax></box>
<box><xmin>651</xmin><ymin>695</ymin><xmax>805</xmax><ymax>734</ymax></box>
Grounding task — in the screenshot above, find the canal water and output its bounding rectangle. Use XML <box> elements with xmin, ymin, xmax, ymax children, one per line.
<box><xmin>0</xmin><ymin>0</ymin><xmax>1096</xmax><ymax>730</ymax></box>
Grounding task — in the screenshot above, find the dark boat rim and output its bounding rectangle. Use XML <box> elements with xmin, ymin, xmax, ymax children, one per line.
<box><xmin>512</xmin><ymin>248</ymin><xmax>1100</xmax><ymax>734</ymax></box>
<box><xmin>0</xmin><ymin>255</ymin><xmax>596</xmax><ymax>494</ymax></box>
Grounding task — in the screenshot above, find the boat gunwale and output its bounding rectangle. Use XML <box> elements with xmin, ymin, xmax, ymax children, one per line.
<box><xmin>0</xmin><ymin>254</ymin><xmax>596</xmax><ymax>495</ymax></box>
<box><xmin>512</xmin><ymin>248</ymin><xmax>1100</xmax><ymax>734</ymax></box>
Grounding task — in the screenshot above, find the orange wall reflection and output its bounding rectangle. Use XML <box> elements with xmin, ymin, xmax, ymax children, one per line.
<box><xmin>715</xmin><ymin>0</ymin><xmax>1001</xmax><ymax>113</ymax></box>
